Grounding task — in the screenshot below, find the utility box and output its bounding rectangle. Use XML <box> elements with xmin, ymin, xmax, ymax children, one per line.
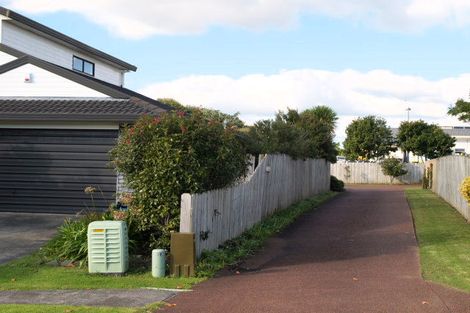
<box><xmin>88</xmin><ymin>221</ymin><xmax>129</xmax><ymax>274</ymax></box>
<box><xmin>152</xmin><ymin>249</ymin><xmax>166</xmax><ymax>278</ymax></box>
<box><xmin>170</xmin><ymin>232</ymin><xmax>195</xmax><ymax>277</ymax></box>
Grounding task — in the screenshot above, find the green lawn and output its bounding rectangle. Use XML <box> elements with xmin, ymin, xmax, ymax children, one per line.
<box><xmin>406</xmin><ymin>188</ymin><xmax>470</xmax><ymax>291</ymax></box>
<box><xmin>0</xmin><ymin>303</ymin><xmax>162</xmax><ymax>313</ymax></box>
<box><xmin>0</xmin><ymin>304</ymin><xmax>137</xmax><ymax>313</ymax></box>
<box><xmin>0</xmin><ymin>254</ymin><xmax>202</xmax><ymax>291</ymax></box>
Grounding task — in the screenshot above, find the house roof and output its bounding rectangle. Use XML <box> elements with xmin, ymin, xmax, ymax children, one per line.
<box><xmin>0</xmin><ymin>46</ymin><xmax>173</xmax><ymax>115</ymax></box>
<box><xmin>391</xmin><ymin>127</ymin><xmax>470</xmax><ymax>138</ymax></box>
<box><xmin>0</xmin><ymin>6</ymin><xmax>137</xmax><ymax>72</ymax></box>
<box><xmin>442</xmin><ymin>127</ymin><xmax>470</xmax><ymax>137</ymax></box>
<box><xmin>0</xmin><ymin>98</ymin><xmax>161</xmax><ymax>122</ymax></box>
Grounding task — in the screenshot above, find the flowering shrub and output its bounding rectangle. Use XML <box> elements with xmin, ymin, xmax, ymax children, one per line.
<box><xmin>459</xmin><ymin>177</ymin><xmax>470</xmax><ymax>203</ymax></box>
<box><xmin>111</xmin><ymin>110</ymin><xmax>249</xmax><ymax>251</ymax></box>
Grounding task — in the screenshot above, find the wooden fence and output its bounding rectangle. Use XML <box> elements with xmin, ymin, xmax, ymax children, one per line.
<box><xmin>330</xmin><ymin>162</ymin><xmax>424</xmax><ymax>185</ymax></box>
<box><xmin>180</xmin><ymin>154</ymin><xmax>330</xmax><ymax>257</ymax></box>
<box><xmin>427</xmin><ymin>155</ymin><xmax>470</xmax><ymax>220</ymax></box>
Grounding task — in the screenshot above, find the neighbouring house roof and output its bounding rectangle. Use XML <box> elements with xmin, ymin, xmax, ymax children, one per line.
<box><xmin>391</xmin><ymin>127</ymin><xmax>470</xmax><ymax>138</ymax></box>
<box><xmin>0</xmin><ymin>98</ymin><xmax>162</xmax><ymax>122</ymax></box>
<box><xmin>0</xmin><ymin>46</ymin><xmax>173</xmax><ymax>116</ymax></box>
<box><xmin>442</xmin><ymin>127</ymin><xmax>470</xmax><ymax>137</ymax></box>
<box><xmin>0</xmin><ymin>6</ymin><xmax>137</xmax><ymax>72</ymax></box>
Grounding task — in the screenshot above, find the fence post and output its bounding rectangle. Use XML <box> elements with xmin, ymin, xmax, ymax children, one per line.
<box><xmin>180</xmin><ymin>193</ymin><xmax>193</xmax><ymax>233</ymax></box>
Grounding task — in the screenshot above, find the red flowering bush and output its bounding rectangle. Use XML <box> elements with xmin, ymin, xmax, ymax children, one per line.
<box><xmin>111</xmin><ymin>110</ymin><xmax>248</xmax><ymax>251</ymax></box>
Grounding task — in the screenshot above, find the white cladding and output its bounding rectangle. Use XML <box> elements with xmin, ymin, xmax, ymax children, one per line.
<box><xmin>0</xmin><ymin>63</ymin><xmax>108</xmax><ymax>97</ymax></box>
<box><xmin>1</xmin><ymin>22</ymin><xmax>125</xmax><ymax>86</ymax></box>
<box><xmin>455</xmin><ymin>137</ymin><xmax>470</xmax><ymax>153</ymax></box>
<box><xmin>0</xmin><ymin>50</ymin><xmax>15</xmax><ymax>65</ymax></box>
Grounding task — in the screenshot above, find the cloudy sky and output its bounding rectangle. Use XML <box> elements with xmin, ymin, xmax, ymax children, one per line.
<box><xmin>3</xmin><ymin>0</ymin><xmax>470</xmax><ymax>142</ymax></box>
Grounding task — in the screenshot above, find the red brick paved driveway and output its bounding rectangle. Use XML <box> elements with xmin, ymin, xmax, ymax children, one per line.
<box><xmin>162</xmin><ymin>185</ymin><xmax>470</xmax><ymax>313</ymax></box>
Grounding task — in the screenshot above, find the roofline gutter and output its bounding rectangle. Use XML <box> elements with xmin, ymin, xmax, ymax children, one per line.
<box><xmin>0</xmin><ymin>115</ymin><xmax>141</xmax><ymax>123</ymax></box>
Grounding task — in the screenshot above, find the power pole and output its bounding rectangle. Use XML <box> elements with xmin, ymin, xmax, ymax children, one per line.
<box><xmin>404</xmin><ymin>107</ymin><xmax>411</xmax><ymax>162</ymax></box>
<box><xmin>406</xmin><ymin>107</ymin><xmax>411</xmax><ymax>122</ymax></box>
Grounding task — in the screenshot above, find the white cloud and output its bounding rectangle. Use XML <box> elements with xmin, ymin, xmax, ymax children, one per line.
<box><xmin>139</xmin><ymin>68</ymin><xmax>470</xmax><ymax>142</ymax></box>
<box><xmin>6</xmin><ymin>0</ymin><xmax>470</xmax><ymax>39</ymax></box>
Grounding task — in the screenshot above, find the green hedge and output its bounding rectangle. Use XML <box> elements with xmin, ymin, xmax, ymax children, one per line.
<box><xmin>111</xmin><ymin>110</ymin><xmax>249</xmax><ymax>251</ymax></box>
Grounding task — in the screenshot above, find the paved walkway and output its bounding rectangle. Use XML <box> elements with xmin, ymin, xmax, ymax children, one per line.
<box><xmin>161</xmin><ymin>185</ymin><xmax>470</xmax><ymax>313</ymax></box>
<box><xmin>0</xmin><ymin>212</ymin><xmax>68</xmax><ymax>264</ymax></box>
<box><xmin>0</xmin><ymin>289</ymin><xmax>178</xmax><ymax>307</ymax></box>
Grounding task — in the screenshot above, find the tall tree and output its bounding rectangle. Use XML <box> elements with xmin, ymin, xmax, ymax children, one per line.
<box><xmin>157</xmin><ymin>98</ymin><xmax>245</xmax><ymax>128</ymax></box>
<box><xmin>298</xmin><ymin>106</ymin><xmax>338</xmax><ymax>162</ymax></box>
<box><xmin>397</xmin><ymin>120</ymin><xmax>429</xmax><ymax>162</ymax></box>
<box><xmin>247</xmin><ymin>106</ymin><xmax>339</xmax><ymax>162</ymax></box>
<box><xmin>448</xmin><ymin>99</ymin><xmax>470</xmax><ymax>122</ymax></box>
<box><xmin>343</xmin><ymin>115</ymin><xmax>396</xmax><ymax>161</ymax></box>
<box><xmin>424</xmin><ymin>125</ymin><xmax>456</xmax><ymax>159</ymax></box>
<box><xmin>397</xmin><ymin>120</ymin><xmax>455</xmax><ymax>160</ymax></box>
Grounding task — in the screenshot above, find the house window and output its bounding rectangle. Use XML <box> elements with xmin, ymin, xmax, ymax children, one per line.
<box><xmin>72</xmin><ymin>56</ymin><xmax>95</xmax><ymax>76</ymax></box>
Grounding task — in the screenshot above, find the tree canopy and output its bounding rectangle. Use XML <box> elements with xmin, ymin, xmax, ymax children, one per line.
<box><xmin>343</xmin><ymin>115</ymin><xmax>396</xmax><ymax>161</ymax></box>
<box><xmin>246</xmin><ymin>106</ymin><xmax>339</xmax><ymax>162</ymax></box>
<box><xmin>397</xmin><ymin>120</ymin><xmax>455</xmax><ymax>160</ymax></box>
<box><xmin>448</xmin><ymin>99</ymin><xmax>470</xmax><ymax>122</ymax></box>
<box><xmin>157</xmin><ymin>99</ymin><xmax>339</xmax><ymax>162</ymax></box>
<box><xmin>157</xmin><ymin>98</ymin><xmax>245</xmax><ymax>128</ymax></box>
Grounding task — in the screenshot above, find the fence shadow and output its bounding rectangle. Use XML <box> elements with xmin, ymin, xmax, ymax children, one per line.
<box><xmin>225</xmin><ymin>185</ymin><xmax>420</xmax><ymax>273</ymax></box>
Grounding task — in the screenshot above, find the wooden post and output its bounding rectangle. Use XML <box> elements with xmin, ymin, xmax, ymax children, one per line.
<box><xmin>180</xmin><ymin>193</ymin><xmax>193</xmax><ymax>233</ymax></box>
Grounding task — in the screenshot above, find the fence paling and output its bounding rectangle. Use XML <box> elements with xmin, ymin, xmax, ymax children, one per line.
<box><xmin>330</xmin><ymin>162</ymin><xmax>424</xmax><ymax>185</ymax></box>
<box><xmin>180</xmin><ymin>154</ymin><xmax>330</xmax><ymax>258</ymax></box>
<box><xmin>428</xmin><ymin>155</ymin><xmax>470</xmax><ymax>220</ymax></box>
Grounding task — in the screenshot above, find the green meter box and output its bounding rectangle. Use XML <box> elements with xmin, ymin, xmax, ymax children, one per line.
<box><xmin>88</xmin><ymin>221</ymin><xmax>129</xmax><ymax>274</ymax></box>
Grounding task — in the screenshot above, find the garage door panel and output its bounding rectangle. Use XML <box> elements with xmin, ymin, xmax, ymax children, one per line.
<box><xmin>0</xmin><ymin>129</ymin><xmax>118</xmax><ymax>138</ymax></box>
<box><xmin>0</xmin><ymin>189</ymin><xmax>116</xmax><ymax>200</ymax></box>
<box><xmin>0</xmin><ymin>173</ymin><xmax>116</xmax><ymax>184</ymax></box>
<box><xmin>0</xmin><ymin>152</ymin><xmax>112</xmax><ymax>161</ymax></box>
<box><xmin>0</xmin><ymin>143</ymin><xmax>114</xmax><ymax>153</ymax></box>
<box><xmin>0</xmin><ymin>196</ymin><xmax>111</xmax><ymax>207</ymax></box>
<box><xmin>0</xmin><ymin>129</ymin><xmax>118</xmax><ymax>213</ymax></box>
<box><xmin>0</xmin><ymin>136</ymin><xmax>117</xmax><ymax>145</ymax></box>
<box><xmin>0</xmin><ymin>151</ymin><xmax>110</xmax><ymax>161</ymax></box>
<box><xmin>0</xmin><ymin>159</ymin><xmax>110</xmax><ymax>168</ymax></box>
<box><xmin>0</xmin><ymin>203</ymin><xmax>107</xmax><ymax>214</ymax></box>
<box><xmin>0</xmin><ymin>166</ymin><xmax>115</xmax><ymax>176</ymax></box>
<box><xmin>0</xmin><ymin>182</ymin><xmax>116</xmax><ymax>192</ymax></box>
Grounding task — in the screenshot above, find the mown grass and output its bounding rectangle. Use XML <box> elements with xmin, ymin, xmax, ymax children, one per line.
<box><xmin>0</xmin><ymin>302</ymin><xmax>162</xmax><ymax>313</ymax></box>
<box><xmin>406</xmin><ymin>188</ymin><xmax>470</xmax><ymax>291</ymax></box>
<box><xmin>0</xmin><ymin>253</ymin><xmax>202</xmax><ymax>291</ymax></box>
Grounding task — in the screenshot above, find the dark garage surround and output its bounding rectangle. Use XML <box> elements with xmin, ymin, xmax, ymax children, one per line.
<box><xmin>0</xmin><ymin>64</ymin><xmax>171</xmax><ymax>214</ymax></box>
<box><xmin>0</xmin><ymin>128</ymin><xmax>118</xmax><ymax>213</ymax></box>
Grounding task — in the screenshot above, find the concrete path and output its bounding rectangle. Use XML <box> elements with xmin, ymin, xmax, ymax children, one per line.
<box><xmin>0</xmin><ymin>289</ymin><xmax>178</xmax><ymax>307</ymax></box>
<box><xmin>0</xmin><ymin>212</ymin><xmax>68</xmax><ymax>264</ymax></box>
<box><xmin>161</xmin><ymin>185</ymin><xmax>470</xmax><ymax>313</ymax></box>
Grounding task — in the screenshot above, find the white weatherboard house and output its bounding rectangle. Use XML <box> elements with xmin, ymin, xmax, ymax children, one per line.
<box><xmin>0</xmin><ymin>7</ymin><xmax>171</xmax><ymax>213</ymax></box>
<box><xmin>390</xmin><ymin>126</ymin><xmax>470</xmax><ymax>162</ymax></box>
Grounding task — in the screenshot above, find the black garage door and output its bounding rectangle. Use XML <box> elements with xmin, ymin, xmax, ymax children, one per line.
<box><xmin>0</xmin><ymin>129</ymin><xmax>118</xmax><ymax>213</ymax></box>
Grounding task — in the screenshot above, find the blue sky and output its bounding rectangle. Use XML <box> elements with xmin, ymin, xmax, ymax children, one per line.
<box><xmin>3</xmin><ymin>0</ymin><xmax>470</xmax><ymax>141</ymax></box>
<box><xmin>34</xmin><ymin>10</ymin><xmax>470</xmax><ymax>84</ymax></box>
